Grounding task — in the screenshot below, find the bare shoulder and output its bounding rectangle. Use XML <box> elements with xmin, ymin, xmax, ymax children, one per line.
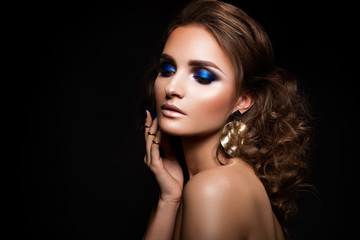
<box><xmin>184</xmin><ymin>160</ymin><xmax>266</xmax><ymax>202</ymax></box>
<box><xmin>181</xmin><ymin>160</ymin><xmax>278</xmax><ymax>239</ymax></box>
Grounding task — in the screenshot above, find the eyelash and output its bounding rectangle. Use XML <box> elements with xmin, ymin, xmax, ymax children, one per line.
<box><xmin>158</xmin><ymin>62</ymin><xmax>176</xmax><ymax>77</ymax></box>
<box><xmin>158</xmin><ymin>62</ymin><xmax>218</xmax><ymax>85</ymax></box>
<box><xmin>193</xmin><ymin>68</ymin><xmax>218</xmax><ymax>84</ymax></box>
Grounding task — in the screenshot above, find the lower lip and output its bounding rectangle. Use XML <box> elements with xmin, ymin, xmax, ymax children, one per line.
<box><xmin>161</xmin><ymin>109</ymin><xmax>185</xmax><ymax>118</ymax></box>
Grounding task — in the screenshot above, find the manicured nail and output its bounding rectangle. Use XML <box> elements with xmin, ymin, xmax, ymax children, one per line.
<box><xmin>144</xmin><ymin>109</ymin><xmax>147</xmax><ymax>118</ymax></box>
<box><xmin>154</xmin><ymin>113</ymin><xmax>157</xmax><ymax>119</ymax></box>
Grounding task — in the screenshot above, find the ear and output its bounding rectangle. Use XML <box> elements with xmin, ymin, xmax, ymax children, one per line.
<box><xmin>233</xmin><ymin>95</ymin><xmax>254</xmax><ymax>114</ymax></box>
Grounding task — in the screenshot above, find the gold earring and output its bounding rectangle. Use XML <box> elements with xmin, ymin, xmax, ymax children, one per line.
<box><xmin>220</xmin><ymin>112</ymin><xmax>247</xmax><ymax>157</ymax></box>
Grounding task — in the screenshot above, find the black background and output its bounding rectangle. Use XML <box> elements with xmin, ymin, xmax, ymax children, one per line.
<box><xmin>14</xmin><ymin>0</ymin><xmax>354</xmax><ymax>239</ymax></box>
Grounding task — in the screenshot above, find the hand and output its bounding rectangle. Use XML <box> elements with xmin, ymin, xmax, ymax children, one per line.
<box><xmin>144</xmin><ymin>110</ymin><xmax>184</xmax><ymax>203</ymax></box>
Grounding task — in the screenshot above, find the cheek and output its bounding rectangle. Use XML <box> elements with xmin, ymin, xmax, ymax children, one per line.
<box><xmin>189</xmin><ymin>86</ymin><xmax>235</xmax><ymax>121</ymax></box>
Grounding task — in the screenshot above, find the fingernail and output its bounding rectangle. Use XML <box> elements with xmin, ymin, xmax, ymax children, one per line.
<box><xmin>144</xmin><ymin>108</ymin><xmax>147</xmax><ymax>118</ymax></box>
<box><xmin>154</xmin><ymin>113</ymin><xmax>157</xmax><ymax>119</ymax></box>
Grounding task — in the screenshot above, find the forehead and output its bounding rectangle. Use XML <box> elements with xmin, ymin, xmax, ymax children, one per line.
<box><xmin>163</xmin><ymin>25</ymin><xmax>233</xmax><ymax>74</ymax></box>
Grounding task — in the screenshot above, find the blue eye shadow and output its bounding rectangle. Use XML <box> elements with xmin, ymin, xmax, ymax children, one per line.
<box><xmin>194</xmin><ymin>69</ymin><xmax>217</xmax><ymax>80</ymax></box>
<box><xmin>161</xmin><ymin>63</ymin><xmax>176</xmax><ymax>72</ymax></box>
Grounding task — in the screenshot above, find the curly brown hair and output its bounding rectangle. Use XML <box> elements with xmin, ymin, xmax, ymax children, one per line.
<box><xmin>143</xmin><ymin>0</ymin><xmax>313</xmax><ymax>237</ymax></box>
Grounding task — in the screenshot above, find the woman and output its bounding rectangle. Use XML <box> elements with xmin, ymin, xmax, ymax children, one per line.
<box><xmin>142</xmin><ymin>0</ymin><xmax>312</xmax><ymax>239</ymax></box>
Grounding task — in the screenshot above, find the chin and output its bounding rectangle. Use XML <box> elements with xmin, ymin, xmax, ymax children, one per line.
<box><xmin>159</xmin><ymin>119</ymin><xmax>184</xmax><ymax>136</ymax></box>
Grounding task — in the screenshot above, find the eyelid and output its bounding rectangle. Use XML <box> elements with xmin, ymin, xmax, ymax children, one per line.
<box><xmin>189</xmin><ymin>60</ymin><xmax>224</xmax><ymax>76</ymax></box>
<box><xmin>157</xmin><ymin>60</ymin><xmax>176</xmax><ymax>74</ymax></box>
<box><xmin>193</xmin><ymin>67</ymin><xmax>218</xmax><ymax>80</ymax></box>
<box><xmin>159</xmin><ymin>54</ymin><xmax>177</xmax><ymax>69</ymax></box>
<box><xmin>161</xmin><ymin>62</ymin><xmax>176</xmax><ymax>71</ymax></box>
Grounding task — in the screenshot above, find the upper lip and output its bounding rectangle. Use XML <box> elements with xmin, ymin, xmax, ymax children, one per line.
<box><xmin>161</xmin><ymin>103</ymin><xmax>186</xmax><ymax>115</ymax></box>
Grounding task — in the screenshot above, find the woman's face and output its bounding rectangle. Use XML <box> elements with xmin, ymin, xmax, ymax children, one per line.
<box><xmin>154</xmin><ymin>25</ymin><xmax>237</xmax><ymax>137</ymax></box>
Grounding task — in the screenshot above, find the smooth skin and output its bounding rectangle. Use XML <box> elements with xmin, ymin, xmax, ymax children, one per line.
<box><xmin>143</xmin><ymin>25</ymin><xmax>283</xmax><ymax>240</ymax></box>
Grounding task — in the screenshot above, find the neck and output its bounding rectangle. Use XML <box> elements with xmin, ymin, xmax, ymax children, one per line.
<box><xmin>181</xmin><ymin>131</ymin><xmax>222</xmax><ymax>178</ymax></box>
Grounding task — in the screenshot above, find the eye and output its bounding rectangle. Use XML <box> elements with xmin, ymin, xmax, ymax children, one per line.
<box><xmin>193</xmin><ymin>68</ymin><xmax>218</xmax><ymax>84</ymax></box>
<box><xmin>158</xmin><ymin>62</ymin><xmax>176</xmax><ymax>77</ymax></box>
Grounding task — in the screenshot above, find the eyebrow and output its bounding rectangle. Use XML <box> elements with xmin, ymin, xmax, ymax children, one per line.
<box><xmin>189</xmin><ymin>60</ymin><xmax>224</xmax><ymax>74</ymax></box>
<box><xmin>160</xmin><ymin>53</ymin><xmax>224</xmax><ymax>74</ymax></box>
<box><xmin>159</xmin><ymin>54</ymin><xmax>175</xmax><ymax>64</ymax></box>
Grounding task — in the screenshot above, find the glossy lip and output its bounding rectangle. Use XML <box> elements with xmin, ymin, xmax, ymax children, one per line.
<box><xmin>161</xmin><ymin>103</ymin><xmax>186</xmax><ymax>117</ymax></box>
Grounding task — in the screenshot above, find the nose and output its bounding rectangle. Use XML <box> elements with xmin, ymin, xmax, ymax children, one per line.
<box><xmin>164</xmin><ymin>72</ymin><xmax>185</xmax><ymax>99</ymax></box>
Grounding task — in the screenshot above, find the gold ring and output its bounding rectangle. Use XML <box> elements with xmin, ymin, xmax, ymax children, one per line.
<box><xmin>152</xmin><ymin>140</ymin><xmax>160</xmax><ymax>144</ymax></box>
<box><xmin>144</xmin><ymin>125</ymin><xmax>151</xmax><ymax>128</ymax></box>
<box><xmin>147</xmin><ymin>132</ymin><xmax>156</xmax><ymax>136</ymax></box>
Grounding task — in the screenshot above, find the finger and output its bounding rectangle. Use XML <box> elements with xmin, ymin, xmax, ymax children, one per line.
<box><xmin>152</xmin><ymin>130</ymin><xmax>161</xmax><ymax>146</ymax></box>
<box><xmin>145</xmin><ymin>115</ymin><xmax>158</xmax><ymax>165</ymax></box>
<box><xmin>144</xmin><ymin>110</ymin><xmax>152</xmax><ymax>139</ymax></box>
<box><xmin>147</xmin><ymin>116</ymin><xmax>158</xmax><ymax>140</ymax></box>
<box><xmin>146</xmin><ymin>118</ymin><xmax>158</xmax><ymax>151</ymax></box>
<box><xmin>150</xmin><ymin>130</ymin><xmax>162</xmax><ymax>169</ymax></box>
<box><xmin>144</xmin><ymin>112</ymin><xmax>158</xmax><ymax>139</ymax></box>
<box><xmin>144</xmin><ymin>110</ymin><xmax>153</xmax><ymax>164</ymax></box>
<box><xmin>144</xmin><ymin>111</ymin><xmax>155</xmax><ymax>152</ymax></box>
